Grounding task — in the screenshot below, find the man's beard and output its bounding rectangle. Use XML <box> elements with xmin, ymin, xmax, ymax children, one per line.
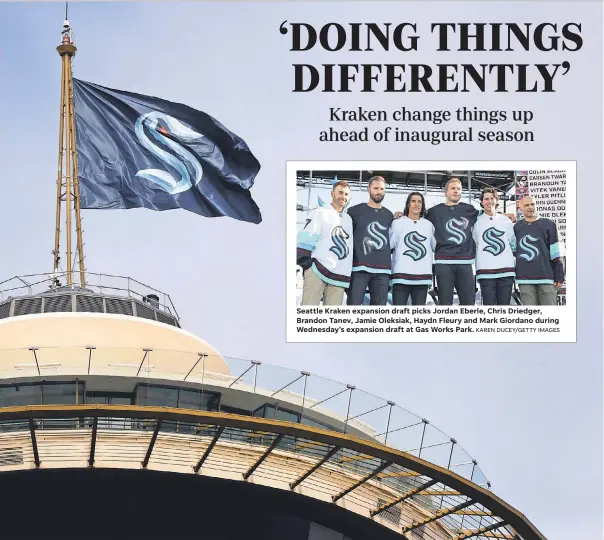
<box><xmin>370</xmin><ymin>193</ymin><xmax>384</xmax><ymax>203</ymax></box>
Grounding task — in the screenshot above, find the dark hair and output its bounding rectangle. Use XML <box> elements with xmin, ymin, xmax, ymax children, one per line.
<box><xmin>403</xmin><ymin>192</ymin><xmax>426</xmax><ymax>218</ymax></box>
<box><xmin>368</xmin><ymin>175</ymin><xmax>385</xmax><ymax>187</ymax></box>
<box><xmin>480</xmin><ymin>187</ymin><xmax>499</xmax><ymax>208</ymax></box>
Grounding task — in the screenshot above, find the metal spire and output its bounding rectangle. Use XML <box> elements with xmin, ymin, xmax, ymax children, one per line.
<box><xmin>54</xmin><ymin>10</ymin><xmax>86</xmax><ymax>288</ymax></box>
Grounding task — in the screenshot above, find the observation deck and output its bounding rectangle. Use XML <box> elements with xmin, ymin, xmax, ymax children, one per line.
<box><xmin>0</xmin><ymin>273</ymin><xmax>545</xmax><ymax>539</ymax></box>
<box><xmin>0</xmin><ymin>272</ymin><xmax>180</xmax><ymax>327</ymax></box>
<box><xmin>0</xmin><ymin>345</ymin><xmax>545</xmax><ymax>539</ymax></box>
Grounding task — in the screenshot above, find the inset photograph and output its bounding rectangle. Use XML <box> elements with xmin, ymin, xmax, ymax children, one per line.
<box><xmin>293</xmin><ymin>166</ymin><xmax>569</xmax><ymax>307</ymax></box>
<box><xmin>287</xmin><ymin>161</ymin><xmax>575</xmax><ymax>343</ymax></box>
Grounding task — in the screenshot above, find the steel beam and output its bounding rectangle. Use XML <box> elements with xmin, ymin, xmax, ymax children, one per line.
<box><xmin>379</xmin><ymin>470</ymin><xmax>421</xmax><ymax>479</ymax></box>
<box><xmin>136</xmin><ymin>349</ymin><xmax>152</xmax><ymax>377</ymax></box>
<box><xmin>141</xmin><ymin>419</ymin><xmax>161</xmax><ymax>468</ymax></box>
<box><xmin>243</xmin><ymin>434</ymin><xmax>284</xmax><ymax>480</ymax></box>
<box><xmin>290</xmin><ymin>445</ymin><xmax>340</xmax><ymax>490</ymax></box>
<box><xmin>402</xmin><ymin>499</ymin><xmax>474</xmax><ymax>533</ymax></box>
<box><xmin>455</xmin><ymin>510</ymin><xmax>492</xmax><ymax>516</ymax></box>
<box><xmin>332</xmin><ymin>461</ymin><xmax>391</xmax><ymax>502</ymax></box>
<box><xmin>371</xmin><ymin>479</ymin><xmax>438</xmax><ymax>517</ymax></box>
<box><xmin>184</xmin><ymin>353</ymin><xmax>205</xmax><ymax>381</ymax></box>
<box><xmin>88</xmin><ymin>417</ymin><xmax>98</xmax><ymax>467</ymax></box>
<box><xmin>193</xmin><ymin>426</ymin><xmax>224</xmax><ymax>473</ymax></box>
<box><xmin>28</xmin><ymin>419</ymin><xmax>40</xmax><ymax>468</ymax></box>
<box><xmin>452</xmin><ymin>521</ymin><xmax>508</xmax><ymax>540</ymax></box>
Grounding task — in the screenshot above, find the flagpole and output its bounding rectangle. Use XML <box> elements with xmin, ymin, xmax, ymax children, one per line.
<box><xmin>53</xmin><ymin>56</ymin><xmax>66</xmax><ymax>281</ymax></box>
<box><xmin>63</xmin><ymin>47</ymin><xmax>73</xmax><ymax>286</ymax></box>
<box><xmin>56</xmin><ymin>14</ymin><xmax>85</xmax><ymax>287</ymax></box>
<box><xmin>68</xmin><ymin>53</ymin><xmax>86</xmax><ymax>287</ymax></box>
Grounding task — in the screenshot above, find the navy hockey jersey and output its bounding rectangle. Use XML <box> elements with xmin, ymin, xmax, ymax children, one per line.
<box><xmin>389</xmin><ymin>217</ymin><xmax>436</xmax><ymax>286</ymax></box>
<box><xmin>347</xmin><ymin>203</ymin><xmax>393</xmax><ymax>274</ymax></box>
<box><xmin>296</xmin><ymin>206</ymin><xmax>354</xmax><ymax>288</ymax></box>
<box><xmin>472</xmin><ymin>213</ymin><xmax>516</xmax><ymax>280</ymax></box>
<box><xmin>514</xmin><ymin>218</ymin><xmax>564</xmax><ymax>284</ymax></box>
<box><xmin>425</xmin><ymin>202</ymin><xmax>479</xmax><ymax>265</ymax></box>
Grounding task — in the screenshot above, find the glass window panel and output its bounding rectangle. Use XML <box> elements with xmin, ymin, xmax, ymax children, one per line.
<box><xmin>0</xmin><ymin>384</ymin><xmax>42</xmax><ymax>407</ymax></box>
<box><xmin>221</xmin><ymin>405</ymin><xmax>249</xmax><ymax>416</ymax></box>
<box><xmin>86</xmin><ymin>393</ymin><xmax>133</xmax><ymax>405</ymax></box>
<box><xmin>301</xmin><ymin>414</ymin><xmax>336</xmax><ymax>431</ymax></box>
<box><xmin>178</xmin><ymin>388</ymin><xmax>201</xmax><ymax>410</ymax></box>
<box><xmin>110</xmin><ymin>396</ymin><xmax>133</xmax><ymax>405</ymax></box>
<box><xmin>274</xmin><ymin>406</ymin><xmax>300</xmax><ymax>423</ymax></box>
<box><xmin>87</xmin><ymin>395</ymin><xmax>109</xmax><ymax>405</ymax></box>
<box><xmin>254</xmin><ymin>404</ymin><xmax>270</xmax><ymax>418</ymax></box>
<box><xmin>42</xmin><ymin>382</ymin><xmax>84</xmax><ymax>405</ymax></box>
<box><xmin>136</xmin><ymin>385</ymin><xmax>178</xmax><ymax>408</ymax></box>
<box><xmin>201</xmin><ymin>392</ymin><xmax>219</xmax><ymax>412</ymax></box>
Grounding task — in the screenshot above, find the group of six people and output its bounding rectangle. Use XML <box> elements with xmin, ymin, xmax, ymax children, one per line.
<box><xmin>296</xmin><ymin>175</ymin><xmax>564</xmax><ymax>306</ymax></box>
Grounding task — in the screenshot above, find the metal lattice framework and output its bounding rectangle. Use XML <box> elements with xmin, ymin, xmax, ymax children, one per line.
<box><xmin>0</xmin><ymin>405</ymin><xmax>546</xmax><ymax>540</ymax></box>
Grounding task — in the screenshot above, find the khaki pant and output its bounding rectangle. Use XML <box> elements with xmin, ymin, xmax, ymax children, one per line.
<box><xmin>518</xmin><ymin>284</ymin><xmax>557</xmax><ymax>306</ymax></box>
<box><xmin>301</xmin><ymin>269</ymin><xmax>345</xmax><ymax>306</ymax></box>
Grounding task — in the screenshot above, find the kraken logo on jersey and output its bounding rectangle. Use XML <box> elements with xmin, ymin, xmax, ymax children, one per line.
<box><xmin>329</xmin><ymin>226</ymin><xmax>350</xmax><ymax>260</ymax></box>
<box><xmin>482</xmin><ymin>227</ymin><xmax>506</xmax><ymax>256</ymax></box>
<box><xmin>518</xmin><ymin>235</ymin><xmax>540</xmax><ymax>261</ymax></box>
<box><xmin>363</xmin><ymin>221</ymin><xmax>388</xmax><ymax>255</ymax></box>
<box><xmin>403</xmin><ymin>231</ymin><xmax>428</xmax><ymax>261</ymax></box>
<box><xmin>445</xmin><ymin>217</ymin><xmax>469</xmax><ymax>245</ymax></box>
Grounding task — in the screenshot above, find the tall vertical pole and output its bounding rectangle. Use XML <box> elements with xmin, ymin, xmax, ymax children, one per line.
<box><xmin>53</xmin><ymin>59</ymin><xmax>66</xmax><ymax>279</ymax></box>
<box><xmin>63</xmin><ymin>54</ymin><xmax>73</xmax><ymax>285</ymax></box>
<box><xmin>67</xmin><ymin>61</ymin><xmax>86</xmax><ymax>286</ymax></box>
<box><xmin>56</xmin><ymin>18</ymin><xmax>85</xmax><ymax>287</ymax></box>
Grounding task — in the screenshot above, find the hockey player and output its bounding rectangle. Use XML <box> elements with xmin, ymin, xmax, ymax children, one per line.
<box><xmin>346</xmin><ymin>176</ymin><xmax>394</xmax><ymax>305</ymax></box>
<box><xmin>296</xmin><ymin>180</ymin><xmax>354</xmax><ymax>305</ymax></box>
<box><xmin>514</xmin><ymin>196</ymin><xmax>564</xmax><ymax>306</ymax></box>
<box><xmin>389</xmin><ymin>192</ymin><xmax>435</xmax><ymax>306</ymax></box>
<box><xmin>473</xmin><ymin>188</ymin><xmax>516</xmax><ymax>305</ymax></box>
<box><xmin>424</xmin><ymin>177</ymin><xmax>480</xmax><ymax>305</ymax></box>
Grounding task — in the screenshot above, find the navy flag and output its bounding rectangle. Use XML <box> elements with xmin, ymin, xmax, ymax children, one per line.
<box><xmin>72</xmin><ymin>79</ymin><xmax>261</xmax><ymax>224</ymax></box>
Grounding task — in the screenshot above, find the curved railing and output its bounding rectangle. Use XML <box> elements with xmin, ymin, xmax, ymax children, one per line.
<box><xmin>0</xmin><ymin>405</ymin><xmax>545</xmax><ymax>540</ymax></box>
<box><xmin>0</xmin><ymin>347</ymin><xmax>488</xmax><ymax>490</ymax></box>
<box><xmin>0</xmin><ymin>272</ymin><xmax>178</xmax><ymax>318</ymax></box>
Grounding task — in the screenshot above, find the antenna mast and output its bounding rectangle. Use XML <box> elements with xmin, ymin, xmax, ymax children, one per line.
<box><xmin>54</xmin><ymin>8</ymin><xmax>86</xmax><ymax>287</ymax></box>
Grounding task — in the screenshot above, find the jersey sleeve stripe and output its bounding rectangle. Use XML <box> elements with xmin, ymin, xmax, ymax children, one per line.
<box><xmin>550</xmin><ymin>242</ymin><xmax>561</xmax><ymax>260</ymax></box>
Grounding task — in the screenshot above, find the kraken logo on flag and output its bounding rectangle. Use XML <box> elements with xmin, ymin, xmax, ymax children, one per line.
<box><xmin>134</xmin><ymin>112</ymin><xmax>207</xmax><ymax>195</ymax></box>
<box><xmin>445</xmin><ymin>217</ymin><xmax>469</xmax><ymax>245</ymax></box>
<box><xmin>482</xmin><ymin>227</ymin><xmax>506</xmax><ymax>256</ymax></box>
<box><xmin>403</xmin><ymin>231</ymin><xmax>428</xmax><ymax>261</ymax></box>
<box><xmin>518</xmin><ymin>235</ymin><xmax>540</xmax><ymax>261</ymax></box>
<box><xmin>363</xmin><ymin>221</ymin><xmax>388</xmax><ymax>255</ymax></box>
<box><xmin>329</xmin><ymin>226</ymin><xmax>350</xmax><ymax>260</ymax></box>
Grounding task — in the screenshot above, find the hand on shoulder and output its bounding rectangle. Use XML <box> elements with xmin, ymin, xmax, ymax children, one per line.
<box><xmin>504</xmin><ymin>213</ymin><xmax>517</xmax><ymax>223</ymax></box>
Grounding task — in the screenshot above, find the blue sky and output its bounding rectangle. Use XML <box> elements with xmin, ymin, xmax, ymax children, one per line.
<box><xmin>0</xmin><ymin>3</ymin><xmax>602</xmax><ymax>539</ymax></box>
